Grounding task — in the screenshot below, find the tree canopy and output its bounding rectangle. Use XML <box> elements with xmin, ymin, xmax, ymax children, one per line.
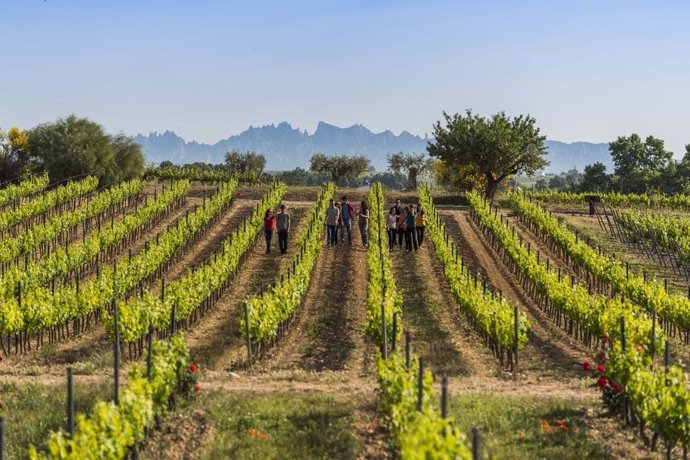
<box><xmin>309</xmin><ymin>153</ymin><xmax>370</xmax><ymax>185</ymax></box>
<box><xmin>0</xmin><ymin>127</ymin><xmax>32</xmax><ymax>181</ymax></box>
<box><xmin>27</xmin><ymin>115</ymin><xmax>144</xmax><ymax>185</ymax></box>
<box><xmin>387</xmin><ymin>152</ymin><xmax>435</xmax><ymax>190</ymax></box>
<box><xmin>428</xmin><ymin>110</ymin><xmax>548</xmax><ymax>200</ymax></box>
<box><xmin>224</xmin><ymin>150</ymin><xmax>266</xmax><ymax>182</ymax></box>
<box><xmin>609</xmin><ymin>134</ymin><xmax>673</xmax><ymax>194</ymax></box>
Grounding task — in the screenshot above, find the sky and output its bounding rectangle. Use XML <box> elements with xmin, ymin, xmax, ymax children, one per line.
<box><xmin>1</xmin><ymin>0</ymin><xmax>689</xmax><ymax>156</ymax></box>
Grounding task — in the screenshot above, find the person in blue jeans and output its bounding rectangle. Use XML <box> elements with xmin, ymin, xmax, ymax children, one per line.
<box><xmin>340</xmin><ymin>195</ymin><xmax>354</xmax><ymax>244</ymax></box>
<box><xmin>325</xmin><ymin>199</ymin><xmax>340</xmax><ymax>247</ymax></box>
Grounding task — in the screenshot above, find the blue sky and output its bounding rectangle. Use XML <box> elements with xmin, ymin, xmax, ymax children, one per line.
<box><xmin>1</xmin><ymin>0</ymin><xmax>689</xmax><ymax>156</ymax></box>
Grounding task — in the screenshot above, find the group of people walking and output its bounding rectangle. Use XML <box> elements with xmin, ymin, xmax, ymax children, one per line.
<box><xmin>386</xmin><ymin>198</ymin><xmax>427</xmax><ymax>252</ymax></box>
<box><xmin>325</xmin><ymin>196</ymin><xmax>369</xmax><ymax>248</ymax></box>
<box><xmin>262</xmin><ymin>196</ymin><xmax>427</xmax><ymax>256</ymax></box>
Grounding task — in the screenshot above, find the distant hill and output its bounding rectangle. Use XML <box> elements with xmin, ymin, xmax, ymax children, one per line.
<box><xmin>133</xmin><ymin>122</ymin><xmax>613</xmax><ymax>173</ymax></box>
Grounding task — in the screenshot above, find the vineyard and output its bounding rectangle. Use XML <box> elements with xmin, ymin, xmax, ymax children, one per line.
<box><xmin>3</xmin><ymin>177</ymin><xmax>690</xmax><ymax>459</ymax></box>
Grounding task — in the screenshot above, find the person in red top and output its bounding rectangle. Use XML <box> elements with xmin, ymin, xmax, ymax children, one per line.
<box><xmin>264</xmin><ymin>208</ymin><xmax>277</xmax><ymax>254</ymax></box>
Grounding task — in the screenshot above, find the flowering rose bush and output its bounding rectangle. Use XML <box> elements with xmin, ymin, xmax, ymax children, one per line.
<box><xmin>582</xmin><ymin>351</ymin><xmax>624</xmax><ymax>412</ymax></box>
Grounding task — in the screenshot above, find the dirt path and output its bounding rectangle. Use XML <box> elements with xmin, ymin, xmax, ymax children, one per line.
<box><xmin>185</xmin><ymin>206</ymin><xmax>309</xmax><ymax>372</ymax></box>
<box><xmin>389</xmin><ymin>238</ymin><xmax>501</xmax><ymax>379</ymax></box>
<box><xmin>262</xmin><ymin>198</ymin><xmax>374</xmax><ymax>377</ymax></box>
<box><xmin>439</xmin><ymin>209</ymin><xmax>592</xmax><ymax>381</ymax></box>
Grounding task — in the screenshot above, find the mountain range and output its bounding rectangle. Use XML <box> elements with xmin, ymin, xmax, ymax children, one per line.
<box><xmin>132</xmin><ymin>121</ymin><xmax>614</xmax><ymax>174</ymax></box>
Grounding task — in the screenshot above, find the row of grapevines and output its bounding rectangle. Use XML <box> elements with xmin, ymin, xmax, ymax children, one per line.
<box><xmin>468</xmin><ymin>191</ymin><xmax>656</xmax><ymax>345</ymax></box>
<box><xmin>29</xmin><ymin>333</ymin><xmax>191</xmax><ymax>459</ymax></box>
<box><xmin>0</xmin><ymin>174</ymin><xmax>49</xmax><ymax>208</ymax></box>
<box><xmin>366</xmin><ymin>182</ymin><xmax>403</xmax><ymax>347</ymax></box>
<box><xmin>145</xmin><ymin>165</ymin><xmax>231</xmax><ymax>183</ymax></box>
<box><xmin>110</xmin><ymin>182</ymin><xmax>287</xmax><ymax>342</ymax></box>
<box><xmin>527</xmin><ymin>190</ymin><xmax>690</xmax><ymax>210</ymax></box>
<box><xmin>615</xmin><ymin>209</ymin><xmax>690</xmax><ymax>266</ymax></box>
<box><xmin>420</xmin><ymin>187</ymin><xmax>529</xmax><ymax>351</ymax></box>
<box><xmin>0</xmin><ymin>179</ymin><xmax>143</xmax><ymax>265</ymax></box>
<box><xmin>509</xmin><ymin>193</ymin><xmax>690</xmax><ymax>330</ymax></box>
<box><xmin>0</xmin><ymin>180</ymin><xmax>238</xmax><ymax>336</ymax></box>
<box><xmin>241</xmin><ymin>182</ymin><xmax>335</xmax><ymax>344</ymax></box>
<box><xmin>0</xmin><ymin>180</ymin><xmax>190</xmax><ymax>301</ymax></box>
<box><xmin>377</xmin><ymin>352</ymin><xmax>472</xmax><ymax>459</ymax></box>
<box><xmin>0</xmin><ymin>176</ymin><xmax>99</xmax><ymax>232</ymax></box>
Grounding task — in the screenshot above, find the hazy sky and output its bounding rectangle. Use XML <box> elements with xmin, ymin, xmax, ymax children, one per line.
<box><xmin>1</xmin><ymin>0</ymin><xmax>689</xmax><ymax>155</ymax></box>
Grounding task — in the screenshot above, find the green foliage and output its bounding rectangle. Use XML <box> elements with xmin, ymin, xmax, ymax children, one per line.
<box><xmin>145</xmin><ymin>163</ymin><xmax>230</xmax><ymax>183</ymax></box>
<box><xmin>365</xmin><ymin>183</ymin><xmax>403</xmax><ymax>346</ymax></box>
<box><xmin>0</xmin><ymin>127</ymin><xmax>34</xmax><ymax>180</ymax></box>
<box><xmin>0</xmin><ymin>180</ymin><xmax>189</xmax><ymax>305</ymax></box>
<box><xmin>387</xmin><ymin>152</ymin><xmax>435</xmax><ymax>190</ymax></box>
<box><xmin>578</xmin><ymin>162</ymin><xmax>611</xmax><ymax>193</ymax></box>
<box><xmin>225</xmin><ymin>150</ymin><xmax>266</xmax><ymax>183</ymax></box>
<box><xmin>111</xmin><ymin>182</ymin><xmax>287</xmax><ymax>342</ymax></box>
<box><xmin>467</xmin><ymin>191</ymin><xmax>657</xmax><ymax>346</ymax></box>
<box><xmin>0</xmin><ymin>181</ymin><xmax>235</xmax><ymax>336</ymax></box>
<box><xmin>29</xmin><ymin>334</ymin><xmax>191</xmax><ymax>459</ymax></box>
<box><xmin>428</xmin><ymin>110</ymin><xmax>548</xmax><ymax>200</ymax></box>
<box><xmin>420</xmin><ymin>187</ymin><xmax>529</xmax><ymax>350</ymax></box>
<box><xmin>27</xmin><ymin>115</ymin><xmax>144</xmax><ymax>185</ymax></box>
<box><xmin>0</xmin><ymin>176</ymin><xmax>98</xmax><ymax>232</ymax></box>
<box><xmin>609</xmin><ymin>134</ymin><xmax>672</xmax><ymax>194</ymax></box>
<box><xmin>309</xmin><ymin>153</ymin><xmax>371</xmax><ymax>185</ymax></box>
<box><xmin>510</xmin><ymin>193</ymin><xmax>690</xmax><ymax>330</ymax></box>
<box><xmin>377</xmin><ymin>353</ymin><xmax>472</xmax><ymax>459</ymax></box>
<box><xmin>0</xmin><ymin>174</ymin><xmax>49</xmax><ymax>207</ymax></box>
<box><xmin>242</xmin><ymin>182</ymin><xmax>334</xmax><ymax>343</ymax></box>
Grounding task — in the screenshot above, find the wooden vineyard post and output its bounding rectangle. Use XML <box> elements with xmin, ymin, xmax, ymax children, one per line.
<box><xmin>381</xmin><ymin>294</ymin><xmax>388</xmax><ymax>360</ymax></box>
<box><xmin>146</xmin><ymin>325</ymin><xmax>153</xmax><ymax>380</ymax></box>
<box><xmin>0</xmin><ymin>416</ymin><xmax>4</xmax><ymax>460</ymax></box>
<box><xmin>244</xmin><ymin>303</ymin><xmax>252</xmax><ymax>362</ymax></box>
<box><xmin>67</xmin><ymin>367</ymin><xmax>74</xmax><ymax>437</ymax></box>
<box><xmin>651</xmin><ymin>311</ymin><xmax>656</xmax><ymax>369</ymax></box>
<box><xmin>513</xmin><ymin>306</ymin><xmax>519</xmax><ymax>378</ymax></box>
<box><xmin>405</xmin><ymin>331</ymin><xmax>410</xmax><ymax>369</ymax></box>
<box><xmin>113</xmin><ymin>299</ymin><xmax>120</xmax><ymax>406</ymax></box>
<box><xmin>392</xmin><ymin>313</ymin><xmax>397</xmax><ymax>352</ymax></box>
<box><xmin>472</xmin><ymin>428</ymin><xmax>481</xmax><ymax>460</ymax></box>
<box><xmin>441</xmin><ymin>375</ymin><xmax>448</xmax><ymax>419</ymax></box>
<box><xmin>417</xmin><ymin>357</ymin><xmax>424</xmax><ymax>412</ymax></box>
<box><xmin>620</xmin><ymin>317</ymin><xmax>629</xmax><ymax>425</ymax></box>
<box><xmin>665</xmin><ymin>339</ymin><xmax>670</xmax><ymax>375</ymax></box>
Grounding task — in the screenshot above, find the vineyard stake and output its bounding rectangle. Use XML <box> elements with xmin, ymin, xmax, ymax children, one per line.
<box><xmin>244</xmin><ymin>303</ymin><xmax>252</xmax><ymax>362</ymax></box>
<box><xmin>620</xmin><ymin>317</ymin><xmax>626</xmax><ymax>352</ymax></box>
<box><xmin>0</xmin><ymin>417</ymin><xmax>4</xmax><ymax>460</ymax></box>
<box><xmin>113</xmin><ymin>299</ymin><xmax>120</xmax><ymax>406</ymax></box>
<box><xmin>664</xmin><ymin>339</ymin><xmax>670</xmax><ymax>375</ymax></box>
<box><xmin>67</xmin><ymin>367</ymin><xmax>74</xmax><ymax>437</ymax></box>
<box><xmin>146</xmin><ymin>325</ymin><xmax>153</xmax><ymax>380</ymax></box>
<box><xmin>471</xmin><ymin>427</ymin><xmax>481</xmax><ymax>460</ymax></box>
<box><xmin>441</xmin><ymin>374</ymin><xmax>448</xmax><ymax>419</ymax></box>
<box><xmin>381</xmin><ymin>294</ymin><xmax>388</xmax><ymax>360</ymax></box>
<box><xmin>513</xmin><ymin>306</ymin><xmax>519</xmax><ymax>378</ymax></box>
<box><xmin>405</xmin><ymin>331</ymin><xmax>410</xmax><ymax>369</ymax></box>
<box><xmin>417</xmin><ymin>357</ymin><xmax>424</xmax><ymax>412</ymax></box>
<box><xmin>651</xmin><ymin>311</ymin><xmax>656</xmax><ymax>369</ymax></box>
<box><xmin>392</xmin><ymin>313</ymin><xmax>397</xmax><ymax>352</ymax></box>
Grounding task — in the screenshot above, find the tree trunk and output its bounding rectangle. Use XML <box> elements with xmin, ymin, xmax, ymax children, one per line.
<box><xmin>407</xmin><ymin>170</ymin><xmax>418</xmax><ymax>190</ymax></box>
<box><xmin>485</xmin><ymin>177</ymin><xmax>500</xmax><ymax>202</ymax></box>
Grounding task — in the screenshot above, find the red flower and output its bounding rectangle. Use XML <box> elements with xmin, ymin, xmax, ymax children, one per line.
<box><xmin>259</xmin><ymin>433</ymin><xmax>269</xmax><ymax>440</ymax></box>
<box><xmin>597</xmin><ymin>377</ymin><xmax>609</xmax><ymax>389</ymax></box>
<box><xmin>194</xmin><ymin>384</ymin><xmax>202</xmax><ymax>393</ymax></box>
<box><xmin>597</xmin><ymin>364</ymin><xmax>606</xmax><ymax>373</ymax></box>
<box><xmin>612</xmin><ymin>383</ymin><xmax>622</xmax><ymax>394</ymax></box>
<box><xmin>596</xmin><ymin>351</ymin><xmax>607</xmax><ymax>364</ymax></box>
<box><xmin>188</xmin><ymin>363</ymin><xmax>198</xmax><ymax>374</ymax></box>
<box><xmin>582</xmin><ymin>361</ymin><xmax>592</xmax><ymax>372</ymax></box>
<box><xmin>600</xmin><ymin>333</ymin><xmax>609</xmax><ymax>341</ymax></box>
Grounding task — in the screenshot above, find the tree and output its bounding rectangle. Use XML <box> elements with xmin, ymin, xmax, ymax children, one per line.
<box><xmin>565</xmin><ymin>168</ymin><xmax>581</xmax><ymax>187</ymax></box>
<box><xmin>548</xmin><ymin>175</ymin><xmax>567</xmax><ymax>189</ymax></box>
<box><xmin>387</xmin><ymin>152</ymin><xmax>435</xmax><ymax>190</ymax></box>
<box><xmin>0</xmin><ymin>127</ymin><xmax>33</xmax><ymax>181</ymax></box>
<box><xmin>224</xmin><ymin>150</ymin><xmax>266</xmax><ymax>181</ymax></box>
<box><xmin>609</xmin><ymin>134</ymin><xmax>672</xmax><ymax>193</ymax></box>
<box><xmin>309</xmin><ymin>153</ymin><xmax>370</xmax><ymax>185</ymax></box>
<box><xmin>578</xmin><ymin>162</ymin><xmax>611</xmax><ymax>193</ymax></box>
<box><xmin>428</xmin><ymin>110</ymin><xmax>548</xmax><ymax>201</ymax></box>
<box><xmin>27</xmin><ymin>115</ymin><xmax>144</xmax><ymax>185</ymax></box>
<box><xmin>432</xmin><ymin>159</ymin><xmax>484</xmax><ymax>192</ymax></box>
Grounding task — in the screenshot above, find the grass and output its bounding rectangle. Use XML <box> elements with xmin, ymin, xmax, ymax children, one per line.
<box><xmin>201</xmin><ymin>391</ymin><xmax>360</xmax><ymax>460</ymax></box>
<box><xmin>449</xmin><ymin>394</ymin><xmax>608</xmax><ymax>459</ymax></box>
<box><xmin>0</xmin><ymin>381</ymin><xmax>111</xmax><ymax>459</ymax></box>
